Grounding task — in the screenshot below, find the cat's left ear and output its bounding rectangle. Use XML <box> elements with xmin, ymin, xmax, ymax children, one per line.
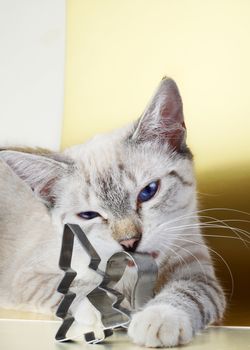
<box><xmin>132</xmin><ymin>77</ymin><xmax>187</xmax><ymax>153</ymax></box>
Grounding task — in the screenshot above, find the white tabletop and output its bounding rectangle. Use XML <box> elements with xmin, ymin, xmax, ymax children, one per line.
<box><xmin>0</xmin><ymin>318</ymin><xmax>250</xmax><ymax>350</ymax></box>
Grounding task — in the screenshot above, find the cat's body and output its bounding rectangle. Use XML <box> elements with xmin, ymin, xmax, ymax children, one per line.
<box><xmin>0</xmin><ymin>78</ymin><xmax>225</xmax><ymax>347</ymax></box>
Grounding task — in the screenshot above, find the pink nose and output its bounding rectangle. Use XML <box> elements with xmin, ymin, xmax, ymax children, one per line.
<box><xmin>119</xmin><ymin>237</ymin><xmax>141</xmax><ymax>252</ymax></box>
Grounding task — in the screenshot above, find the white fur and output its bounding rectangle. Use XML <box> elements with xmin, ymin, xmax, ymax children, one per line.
<box><xmin>0</xmin><ymin>78</ymin><xmax>225</xmax><ymax>347</ymax></box>
<box><xmin>128</xmin><ymin>304</ymin><xmax>193</xmax><ymax>347</ymax></box>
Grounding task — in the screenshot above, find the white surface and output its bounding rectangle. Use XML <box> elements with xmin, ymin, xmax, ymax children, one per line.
<box><xmin>0</xmin><ymin>0</ymin><xmax>65</xmax><ymax>150</ymax></box>
<box><xmin>0</xmin><ymin>320</ymin><xmax>250</xmax><ymax>350</ymax></box>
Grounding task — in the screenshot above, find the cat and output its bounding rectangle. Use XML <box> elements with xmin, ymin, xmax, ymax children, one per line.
<box><xmin>0</xmin><ymin>78</ymin><xmax>226</xmax><ymax>347</ymax></box>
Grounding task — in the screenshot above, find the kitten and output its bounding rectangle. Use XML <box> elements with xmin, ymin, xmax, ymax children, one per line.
<box><xmin>0</xmin><ymin>78</ymin><xmax>225</xmax><ymax>347</ymax></box>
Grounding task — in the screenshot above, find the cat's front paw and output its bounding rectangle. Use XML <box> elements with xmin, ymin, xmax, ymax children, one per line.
<box><xmin>128</xmin><ymin>304</ymin><xmax>193</xmax><ymax>348</ymax></box>
<box><xmin>72</xmin><ymin>298</ymin><xmax>104</xmax><ymax>340</ymax></box>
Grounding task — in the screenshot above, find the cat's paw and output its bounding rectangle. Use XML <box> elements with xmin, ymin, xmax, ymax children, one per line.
<box><xmin>72</xmin><ymin>298</ymin><xmax>104</xmax><ymax>340</ymax></box>
<box><xmin>128</xmin><ymin>304</ymin><xmax>193</xmax><ymax>348</ymax></box>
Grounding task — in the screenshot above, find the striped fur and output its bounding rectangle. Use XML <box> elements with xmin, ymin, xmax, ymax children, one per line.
<box><xmin>0</xmin><ymin>78</ymin><xmax>225</xmax><ymax>347</ymax></box>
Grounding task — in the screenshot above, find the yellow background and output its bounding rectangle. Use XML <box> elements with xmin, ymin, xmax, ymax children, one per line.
<box><xmin>62</xmin><ymin>0</ymin><xmax>250</xmax><ymax>172</ymax></box>
<box><xmin>62</xmin><ymin>0</ymin><xmax>250</xmax><ymax>325</ymax></box>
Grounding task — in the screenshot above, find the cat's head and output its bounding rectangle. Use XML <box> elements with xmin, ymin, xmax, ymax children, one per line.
<box><xmin>0</xmin><ymin>78</ymin><xmax>196</xmax><ymax>264</ymax></box>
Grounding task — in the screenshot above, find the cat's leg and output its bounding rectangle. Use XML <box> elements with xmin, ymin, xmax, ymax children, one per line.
<box><xmin>69</xmin><ymin>297</ymin><xmax>104</xmax><ymax>339</ymax></box>
<box><xmin>128</xmin><ymin>255</ymin><xmax>225</xmax><ymax>347</ymax></box>
<box><xmin>4</xmin><ymin>270</ymin><xmax>65</xmax><ymax>314</ymax></box>
<box><xmin>8</xmin><ymin>268</ymin><xmax>105</xmax><ymax>338</ymax></box>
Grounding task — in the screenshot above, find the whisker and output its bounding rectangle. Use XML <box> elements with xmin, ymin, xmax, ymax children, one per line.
<box><xmin>195</xmin><ymin>208</ymin><xmax>250</xmax><ymax>217</ymax></box>
<box><xmin>155</xmin><ymin>221</ymin><xmax>250</xmax><ymax>246</ymax></box>
<box><xmin>197</xmin><ymin>215</ymin><xmax>250</xmax><ymax>248</ymax></box>
<box><xmin>201</xmin><ymin>217</ymin><xmax>250</xmax><ymax>245</ymax></box>
<box><xmin>157</xmin><ymin>215</ymin><xmax>250</xmax><ymax>230</ymax></box>
<box><xmin>196</xmin><ymin>191</ymin><xmax>220</xmax><ymax>197</ymax></box>
<box><xmin>202</xmin><ymin>225</ymin><xmax>250</xmax><ymax>244</ymax></box>
<box><xmin>160</xmin><ymin>233</ymin><xmax>250</xmax><ymax>245</ymax></box>
<box><xmin>161</xmin><ymin>245</ymin><xmax>192</xmax><ymax>281</ymax></box>
<box><xmin>166</xmin><ymin>242</ymin><xmax>208</xmax><ymax>285</ymax></box>
<box><xmin>155</xmin><ymin>207</ymin><xmax>250</xmax><ymax>232</ymax></box>
<box><xmin>159</xmin><ymin>242</ymin><xmax>207</xmax><ymax>282</ymax></box>
<box><xmin>171</xmin><ymin>222</ymin><xmax>249</xmax><ymax>237</ymax></box>
<box><xmin>173</xmin><ymin>237</ymin><xmax>234</xmax><ymax>300</ymax></box>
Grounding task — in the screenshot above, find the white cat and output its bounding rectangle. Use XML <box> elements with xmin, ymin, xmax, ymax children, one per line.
<box><xmin>0</xmin><ymin>78</ymin><xmax>225</xmax><ymax>347</ymax></box>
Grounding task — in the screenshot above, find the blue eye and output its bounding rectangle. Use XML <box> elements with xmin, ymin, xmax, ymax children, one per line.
<box><xmin>77</xmin><ymin>211</ymin><xmax>101</xmax><ymax>220</ymax></box>
<box><xmin>138</xmin><ymin>181</ymin><xmax>159</xmax><ymax>203</ymax></box>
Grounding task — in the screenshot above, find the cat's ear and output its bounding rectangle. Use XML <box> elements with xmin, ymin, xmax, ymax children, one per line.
<box><xmin>132</xmin><ymin>77</ymin><xmax>187</xmax><ymax>152</ymax></box>
<box><xmin>0</xmin><ymin>151</ymin><xmax>74</xmax><ymax>207</ymax></box>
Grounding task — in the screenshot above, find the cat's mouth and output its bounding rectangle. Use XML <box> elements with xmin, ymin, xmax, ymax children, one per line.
<box><xmin>126</xmin><ymin>250</ymin><xmax>159</xmax><ymax>268</ymax></box>
<box><xmin>119</xmin><ymin>236</ymin><xmax>159</xmax><ymax>260</ymax></box>
<box><xmin>149</xmin><ymin>251</ymin><xmax>160</xmax><ymax>259</ymax></box>
<box><xmin>136</xmin><ymin>250</ymin><xmax>159</xmax><ymax>259</ymax></box>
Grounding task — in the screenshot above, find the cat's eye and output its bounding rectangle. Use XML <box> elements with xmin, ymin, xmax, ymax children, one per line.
<box><xmin>77</xmin><ymin>211</ymin><xmax>101</xmax><ymax>220</ymax></box>
<box><xmin>137</xmin><ymin>180</ymin><xmax>159</xmax><ymax>203</ymax></box>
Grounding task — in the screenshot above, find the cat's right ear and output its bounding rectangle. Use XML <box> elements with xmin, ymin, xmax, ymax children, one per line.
<box><xmin>0</xmin><ymin>151</ymin><xmax>74</xmax><ymax>207</ymax></box>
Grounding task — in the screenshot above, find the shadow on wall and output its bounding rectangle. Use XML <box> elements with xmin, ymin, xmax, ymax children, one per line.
<box><xmin>197</xmin><ymin>163</ymin><xmax>250</xmax><ymax>326</ymax></box>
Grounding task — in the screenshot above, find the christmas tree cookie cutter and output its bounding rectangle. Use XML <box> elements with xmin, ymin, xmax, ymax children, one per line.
<box><xmin>55</xmin><ymin>223</ymin><xmax>158</xmax><ymax>344</ymax></box>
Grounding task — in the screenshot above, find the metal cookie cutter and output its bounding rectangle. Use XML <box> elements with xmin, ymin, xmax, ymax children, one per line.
<box><xmin>55</xmin><ymin>224</ymin><xmax>158</xmax><ymax>344</ymax></box>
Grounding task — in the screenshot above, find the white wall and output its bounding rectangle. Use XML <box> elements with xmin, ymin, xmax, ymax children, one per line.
<box><xmin>0</xmin><ymin>0</ymin><xmax>65</xmax><ymax>150</ymax></box>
